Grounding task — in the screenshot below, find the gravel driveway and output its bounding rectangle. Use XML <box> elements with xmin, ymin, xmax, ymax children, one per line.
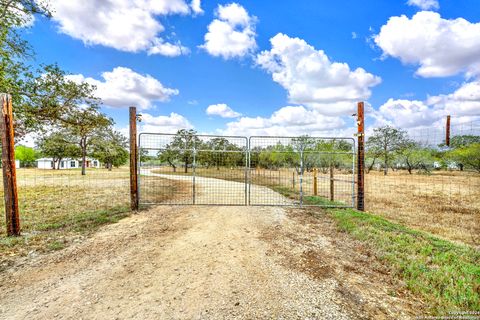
<box><xmin>0</xmin><ymin>175</ymin><xmax>418</xmax><ymax>319</ymax></box>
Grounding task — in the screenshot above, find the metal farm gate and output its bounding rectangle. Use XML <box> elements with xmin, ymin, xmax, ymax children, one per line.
<box><xmin>138</xmin><ymin>133</ymin><xmax>355</xmax><ymax>208</ymax></box>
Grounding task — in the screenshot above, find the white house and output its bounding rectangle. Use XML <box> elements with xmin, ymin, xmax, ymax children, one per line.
<box><xmin>37</xmin><ymin>158</ymin><xmax>101</xmax><ymax>170</ymax></box>
<box><xmin>15</xmin><ymin>160</ymin><xmax>20</xmax><ymax>168</ymax></box>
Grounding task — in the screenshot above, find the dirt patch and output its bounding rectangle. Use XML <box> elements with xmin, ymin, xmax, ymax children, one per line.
<box><xmin>260</xmin><ymin>208</ymin><xmax>426</xmax><ymax>319</ymax></box>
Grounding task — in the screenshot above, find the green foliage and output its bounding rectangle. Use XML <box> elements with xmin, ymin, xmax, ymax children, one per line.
<box><xmin>35</xmin><ymin>131</ymin><xmax>81</xmax><ymax>169</ymax></box>
<box><xmin>449</xmin><ymin>135</ymin><xmax>480</xmax><ymax>148</ymax></box>
<box><xmin>14</xmin><ymin>145</ymin><xmax>38</xmax><ymax>166</ymax></box>
<box><xmin>1</xmin><ymin>1</ymin><xmax>51</xmax><ymax>135</ymax></box>
<box><xmin>447</xmin><ymin>143</ymin><xmax>480</xmax><ymax>172</ymax></box>
<box><xmin>158</xmin><ymin>129</ymin><xmax>200</xmax><ymax>173</ymax></box>
<box><xmin>366</xmin><ymin>126</ymin><xmax>409</xmax><ymax>175</ymax></box>
<box><xmin>61</xmin><ymin>106</ymin><xmax>113</xmax><ymax>175</ymax></box>
<box><xmin>196</xmin><ymin>137</ymin><xmax>244</xmax><ymax>169</ymax></box>
<box><xmin>91</xmin><ymin>128</ymin><xmax>128</xmax><ymax>169</ymax></box>
<box><xmin>255</xmin><ymin>137</ymin><xmax>353</xmax><ymax>174</ymax></box>
<box><xmin>396</xmin><ymin>140</ymin><xmax>436</xmax><ymax>174</ymax></box>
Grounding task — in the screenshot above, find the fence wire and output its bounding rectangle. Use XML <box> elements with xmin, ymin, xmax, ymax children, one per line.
<box><xmin>0</xmin><ymin>166</ymin><xmax>130</xmax><ymax>245</ymax></box>
<box><xmin>139</xmin><ymin>133</ymin><xmax>356</xmax><ymax>208</ymax></box>
<box><xmin>139</xmin><ymin>133</ymin><xmax>249</xmax><ymax>206</ymax></box>
<box><xmin>364</xmin><ymin>119</ymin><xmax>480</xmax><ymax>247</ymax></box>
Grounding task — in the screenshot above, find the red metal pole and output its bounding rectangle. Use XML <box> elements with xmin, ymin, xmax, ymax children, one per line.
<box><xmin>446</xmin><ymin>115</ymin><xmax>451</xmax><ymax>147</ymax></box>
<box><xmin>357</xmin><ymin>102</ymin><xmax>365</xmax><ymax>211</ymax></box>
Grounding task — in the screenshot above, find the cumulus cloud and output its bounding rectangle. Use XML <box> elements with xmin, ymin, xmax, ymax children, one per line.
<box><xmin>376</xmin><ymin>99</ymin><xmax>441</xmax><ymax>128</ymax></box>
<box><xmin>49</xmin><ymin>0</ymin><xmax>199</xmax><ymax>56</ymax></box>
<box><xmin>375</xmin><ymin>81</ymin><xmax>480</xmax><ymax>130</ymax></box>
<box><xmin>69</xmin><ymin>67</ymin><xmax>179</xmax><ymax>110</ymax></box>
<box><xmin>256</xmin><ymin>34</ymin><xmax>381</xmax><ymax>115</ymax></box>
<box><xmin>206</xmin><ymin>104</ymin><xmax>241</xmax><ymax>118</ymax></box>
<box><xmin>190</xmin><ymin>0</ymin><xmax>204</xmax><ymax>15</ymax></box>
<box><xmin>406</xmin><ymin>0</ymin><xmax>439</xmax><ymax>10</ymax></box>
<box><xmin>140</xmin><ymin>112</ymin><xmax>193</xmax><ymax>134</ymax></box>
<box><xmin>221</xmin><ymin>105</ymin><xmax>347</xmax><ymax>137</ymax></box>
<box><xmin>374</xmin><ymin>11</ymin><xmax>480</xmax><ymax>78</ymax></box>
<box><xmin>200</xmin><ymin>3</ymin><xmax>257</xmax><ymax>59</ymax></box>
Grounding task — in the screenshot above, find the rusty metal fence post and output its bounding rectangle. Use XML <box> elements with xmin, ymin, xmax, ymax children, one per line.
<box><xmin>357</xmin><ymin>102</ymin><xmax>365</xmax><ymax>211</ymax></box>
<box><xmin>446</xmin><ymin>115</ymin><xmax>451</xmax><ymax>147</ymax></box>
<box><xmin>129</xmin><ymin>106</ymin><xmax>139</xmax><ymax>211</ymax></box>
<box><xmin>1</xmin><ymin>94</ymin><xmax>20</xmax><ymax>236</ymax></box>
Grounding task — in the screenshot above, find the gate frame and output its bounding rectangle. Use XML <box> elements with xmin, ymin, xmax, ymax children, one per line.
<box><xmin>248</xmin><ymin>136</ymin><xmax>356</xmax><ymax>208</ymax></box>
<box><xmin>138</xmin><ymin>133</ymin><xmax>356</xmax><ymax>208</ymax></box>
<box><xmin>138</xmin><ymin>132</ymin><xmax>249</xmax><ymax>207</ymax></box>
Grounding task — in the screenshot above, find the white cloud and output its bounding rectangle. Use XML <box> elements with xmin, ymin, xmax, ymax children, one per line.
<box><xmin>406</xmin><ymin>0</ymin><xmax>439</xmax><ymax>10</ymax></box>
<box><xmin>376</xmin><ymin>99</ymin><xmax>441</xmax><ymax>128</ymax></box>
<box><xmin>69</xmin><ymin>67</ymin><xmax>179</xmax><ymax>110</ymax></box>
<box><xmin>147</xmin><ymin>39</ymin><xmax>190</xmax><ymax>56</ymax></box>
<box><xmin>256</xmin><ymin>33</ymin><xmax>381</xmax><ymax>116</ymax></box>
<box><xmin>427</xmin><ymin>81</ymin><xmax>480</xmax><ymax>117</ymax></box>
<box><xmin>206</xmin><ymin>104</ymin><xmax>241</xmax><ymax>118</ymax></box>
<box><xmin>221</xmin><ymin>105</ymin><xmax>348</xmax><ymax>136</ymax></box>
<box><xmin>49</xmin><ymin>0</ymin><xmax>197</xmax><ymax>56</ymax></box>
<box><xmin>200</xmin><ymin>3</ymin><xmax>257</xmax><ymax>59</ymax></box>
<box><xmin>374</xmin><ymin>11</ymin><xmax>480</xmax><ymax>78</ymax></box>
<box><xmin>140</xmin><ymin>112</ymin><xmax>193</xmax><ymax>134</ymax></box>
<box><xmin>190</xmin><ymin>0</ymin><xmax>204</xmax><ymax>15</ymax></box>
<box><xmin>374</xmin><ymin>81</ymin><xmax>480</xmax><ymax>130</ymax></box>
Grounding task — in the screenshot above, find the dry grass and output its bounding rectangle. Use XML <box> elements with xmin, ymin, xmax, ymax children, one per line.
<box><xmin>0</xmin><ymin>168</ymin><xmax>186</xmax><ymax>268</ymax></box>
<box><xmin>154</xmin><ymin>166</ymin><xmax>480</xmax><ymax>247</ymax></box>
<box><xmin>365</xmin><ymin>171</ymin><xmax>480</xmax><ymax>247</ymax></box>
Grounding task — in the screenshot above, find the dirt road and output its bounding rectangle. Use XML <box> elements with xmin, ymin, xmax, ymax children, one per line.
<box><xmin>0</xmin><ymin>174</ymin><xmax>421</xmax><ymax>319</ymax></box>
<box><xmin>0</xmin><ymin>206</ymin><xmax>421</xmax><ymax>319</ymax></box>
<box><xmin>140</xmin><ymin>169</ymin><xmax>293</xmax><ymax>205</ymax></box>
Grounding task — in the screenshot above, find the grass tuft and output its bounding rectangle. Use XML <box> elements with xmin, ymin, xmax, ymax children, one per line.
<box><xmin>304</xmin><ymin>195</ymin><xmax>480</xmax><ymax>314</ymax></box>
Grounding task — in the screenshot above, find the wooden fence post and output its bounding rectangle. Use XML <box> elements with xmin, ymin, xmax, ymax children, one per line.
<box><xmin>329</xmin><ymin>165</ymin><xmax>334</xmax><ymax>202</ymax></box>
<box><xmin>313</xmin><ymin>168</ymin><xmax>318</xmax><ymax>196</ymax></box>
<box><xmin>129</xmin><ymin>106</ymin><xmax>139</xmax><ymax>211</ymax></box>
<box><xmin>357</xmin><ymin>102</ymin><xmax>365</xmax><ymax>211</ymax></box>
<box><xmin>1</xmin><ymin>94</ymin><xmax>20</xmax><ymax>236</ymax></box>
<box><xmin>446</xmin><ymin>115</ymin><xmax>451</xmax><ymax>147</ymax></box>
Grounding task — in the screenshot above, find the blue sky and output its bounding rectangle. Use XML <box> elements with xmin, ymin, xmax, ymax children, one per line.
<box><xmin>23</xmin><ymin>0</ymin><xmax>480</xmax><ymax>137</ymax></box>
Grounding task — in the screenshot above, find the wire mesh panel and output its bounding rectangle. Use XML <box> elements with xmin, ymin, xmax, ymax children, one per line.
<box><xmin>138</xmin><ymin>133</ymin><xmax>248</xmax><ymax>206</ymax></box>
<box><xmin>249</xmin><ymin>136</ymin><xmax>356</xmax><ymax>207</ymax></box>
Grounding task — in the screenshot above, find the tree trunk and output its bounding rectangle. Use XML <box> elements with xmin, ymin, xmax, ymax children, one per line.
<box><xmin>366</xmin><ymin>158</ymin><xmax>376</xmax><ymax>174</ymax></box>
<box><xmin>81</xmin><ymin>137</ymin><xmax>87</xmax><ymax>176</ymax></box>
<box><xmin>57</xmin><ymin>158</ymin><xmax>63</xmax><ymax>170</ymax></box>
<box><xmin>184</xmin><ymin>157</ymin><xmax>188</xmax><ymax>173</ymax></box>
<box><xmin>108</xmin><ymin>162</ymin><xmax>112</xmax><ymax>171</ymax></box>
<box><xmin>383</xmin><ymin>156</ymin><xmax>388</xmax><ymax>175</ymax></box>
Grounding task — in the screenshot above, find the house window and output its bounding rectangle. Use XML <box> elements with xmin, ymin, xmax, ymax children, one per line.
<box><xmin>93</xmin><ymin>161</ymin><xmax>98</xmax><ymax>167</ymax></box>
<box><xmin>71</xmin><ymin>161</ymin><xmax>76</xmax><ymax>168</ymax></box>
<box><xmin>61</xmin><ymin>161</ymin><xmax>65</xmax><ymax>168</ymax></box>
<box><xmin>50</xmin><ymin>161</ymin><xmax>54</xmax><ymax>169</ymax></box>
